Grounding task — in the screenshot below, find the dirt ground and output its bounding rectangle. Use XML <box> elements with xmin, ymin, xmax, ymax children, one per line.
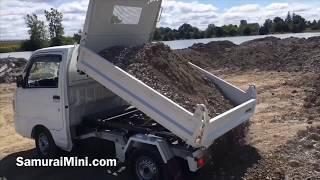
<box><xmin>219</xmin><ymin>70</ymin><xmax>319</xmax><ymax>153</ymax></box>
<box><xmin>0</xmin><ymin>84</ymin><xmax>33</xmax><ymax>159</ymax></box>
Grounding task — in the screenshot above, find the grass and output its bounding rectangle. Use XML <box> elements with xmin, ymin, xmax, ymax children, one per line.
<box><xmin>0</xmin><ymin>41</ymin><xmax>22</xmax><ymax>53</ymax></box>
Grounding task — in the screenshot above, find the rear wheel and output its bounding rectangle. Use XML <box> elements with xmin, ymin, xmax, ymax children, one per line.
<box><xmin>128</xmin><ymin>149</ymin><xmax>169</xmax><ymax>180</ymax></box>
<box><xmin>34</xmin><ymin>128</ymin><xmax>58</xmax><ymax>158</ymax></box>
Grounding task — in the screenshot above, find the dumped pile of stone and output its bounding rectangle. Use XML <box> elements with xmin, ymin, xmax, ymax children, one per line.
<box><xmin>0</xmin><ymin>57</ymin><xmax>27</xmax><ymax>83</ymax></box>
<box><xmin>182</xmin><ymin>36</ymin><xmax>320</xmax><ymax>73</ymax></box>
<box><xmin>100</xmin><ymin>43</ymin><xmax>233</xmax><ymax>117</ymax></box>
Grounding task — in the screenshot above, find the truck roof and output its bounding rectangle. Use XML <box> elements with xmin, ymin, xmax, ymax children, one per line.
<box><xmin>33</xmin><ymin>45</ymin><xmax>75</xmax><ymax>54</ymax></box>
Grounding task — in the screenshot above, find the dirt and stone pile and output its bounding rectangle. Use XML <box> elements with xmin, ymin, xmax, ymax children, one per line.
<box><xmin>0</xmin><ymin>57</ymin><xmax>27</xmax><ymax>83</ymax></box>
<box><xmin>181</xmin><ymin>36</ymin><xmax>320</xmax><ymax>73</ymax></box>
<box><xmin>100</xmin><ymin>43</ymin><xmax>234</xmax><ymax>117</ymax></box>
<box><xmin>245</xmin><ymin>125</ymin><xmax>320</xmax><ymax>179</ymax></box>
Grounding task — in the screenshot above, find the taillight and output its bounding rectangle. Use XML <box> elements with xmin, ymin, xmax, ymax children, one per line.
<box><xmin>197</xmin><ymin>157</ymin><xmax>206</xmax><ymax>168</ymax></box>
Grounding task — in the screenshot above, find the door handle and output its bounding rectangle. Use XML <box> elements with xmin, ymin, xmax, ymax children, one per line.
<box><xmin>53</xmin><ymin>95</ymin><xmax>60</xmax><ymax>100</ymax></box>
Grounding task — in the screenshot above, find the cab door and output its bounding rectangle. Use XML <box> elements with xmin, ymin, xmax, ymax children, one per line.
<box><xmin>15</xmin><ymin>54</ymin><xmax>64</xmax><ymax>132</ymax></box>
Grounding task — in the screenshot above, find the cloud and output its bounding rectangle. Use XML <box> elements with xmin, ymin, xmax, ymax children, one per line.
<box><xmin>160</xmin><ymin>1</ymin><xmax>219</xmax><ymax>29</ymax></box>
<box><xmin>0</xmin><ymin>0</ymin><xmax>51</xmax><ymax>40</ymax></box>
<box><xmin>221</xmin><ymin>2</ymin><xmax>320</xmax><ymax>25</ymax></box>
<box><xmin>266</xmin><ymin>3</ymin><xmax>289</xmax><ymax>10</ymax></box>
<box><xmin>57</xmin><ymin>0</ymin><xmax>88</xmax><ymax>37</ymax></box>
<box><xmin>1</xmin><ymin>0</ymin><xmax>320</xmax><ymax>40</ymax></box>
<box><xmin>227</xmin><ymin>4</ymin><xmax>260</xmax><ymax>13</ymax></box>
<box><xmin>222</xmin><ymin>4</ymin><xmax>262</xmax><ymax>24</ymax></box>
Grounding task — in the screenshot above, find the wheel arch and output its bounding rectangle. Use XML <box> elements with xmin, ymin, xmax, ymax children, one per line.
<box><xmin>123</xmin><ymin>135</ymin><xmax>174</xmax><ymax>164</ymax></box>
<box><xmin>31</xmin><ymin>124</ymin><xmax>49</xmax><ymax>139</ymax></box>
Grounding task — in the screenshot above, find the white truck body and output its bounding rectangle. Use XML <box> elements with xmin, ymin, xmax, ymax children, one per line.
<box><xmin>14</xmin><ymin>0</ymin><xmax>257</xmax><ymax>174</ymax></box>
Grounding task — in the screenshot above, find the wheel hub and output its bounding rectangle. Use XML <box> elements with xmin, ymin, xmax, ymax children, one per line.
<box><xmin>38</xmin><ymin>133</ymin><xmax>49</xmax><ymax>156</ymax></box>
<box><xmin>136</xmin><ymin>157</ymin><xmax>158</xmax><ymax>179</ymax></box>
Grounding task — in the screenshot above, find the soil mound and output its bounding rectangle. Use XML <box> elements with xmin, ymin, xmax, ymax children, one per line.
<box><xmin>0</xmin><ymin>57</ymin><xmax>27</xmax><ymax>83</ymax></box>
<box><xmin>190</xmin><ymin>40</ymin><xmax>236</xmax><ymax>51</ymax></box>
<box><xmin>240</xmin><ymin>36</ymin><xmax>280</xmax><ymax>46</ymax></box>
<box><xmin>100</xmin><ymin>43</ymin><xmax>233</xmax><ymax>117</ymax></box>
<box><xmin>184</xmin><ymin>36</ymin><xmax>320</xmax><ymax>72</ymax></box>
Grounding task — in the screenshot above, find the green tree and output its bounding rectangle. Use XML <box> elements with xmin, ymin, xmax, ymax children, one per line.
<box><xmin>111</xmin><ymin>15</ymin><xmax>122</xmax><ymax>24</ymax></box>
<box><xmin>44</xmin><ymin>8</ymin><xmax>64</xmax><ymax>46</ymax></box>
<box><xmin>239</xmin><ymin>20</ymin><xmax>248</xmax><ymax>35</ymax></box>
<box><xmin>177</xmin><ymin>23</ymin><xmax>202</xmax><ymax>39</ymax></box>
<box><xmin>178</xmin><ymin>23</ymin><xmax>193</xmax><ymax>39</ymax></box>
<box><xmin>73</xmin><ymin>30</ymin><xmax>82</xmax><ymax>43</ymax></box>
<box><xmin>214</xmin><ymin>27</ymin><xmax>224</xmax><ymax>37</ymax></box>
<box><xmin>263</xmin><ymin>19</ymin><xmax>273</xmax><ymax>33</ymax></box>
<box><xmin>272</xmin><ymin>17</ymin><xmax>285</xmax><ymax>32</ymax></box>
<box><xmin>291</xmin><ymin>13</ymin><xmax>306</xmax><ymax>33</ymax></box>
<box><xmin>61</xmin><ymin>36</ymin><xmax>75</xmax><ymax>45</ymax></box>
<box><xmin>153</xmin><ymin>28</ymin><xmax>161</xmax><ymax>41</ymax></box>
<box><xmin>310</xmin><ymin>20</ymin><xmax>320</xmax><ymax>30</ymax></box>
<box><xmin>248</xmin><ymin>23</ymin><xmax>260</xmax><ymax>35</ymax></box>
<box><xmin>22</xmin><ymin>14</ymin><xmax>48</xmax><ymax>51</ymax></box>
<box><xmin>285</xmin><ymin>12</ymin><xmax>292</xmax><ymax>23</ymax></box>
<box><xmin>223</xmin><ymin>24</ymin><xmax>238</xmax><ymax>36</ymax></box>
<box><xmin>284</xmin><ymin>12</ymin><xmax>292</xmax><ymax>32</ymax></box>
<box><xmin>259</xmin><ymin>26</ymin><xmax>268</xmax><ymax>35</ymax></box>
<box><xmin>240</xmin><ymin>20</ymin><xmax>248</xmax><ymax>26</ymax></box>
<box><xmin>205</xmin><ymin>24</ymin><xmax>216</xmax><ymax>38</ymax></box>
<box><xmin>243</xmin><ymin>26</ymin><xmax>251</xmax><ymax>35</ymax></box>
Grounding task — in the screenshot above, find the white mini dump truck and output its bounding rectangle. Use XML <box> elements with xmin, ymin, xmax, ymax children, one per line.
<box><xmin>14</xmin><ymin>0</ymin><xmax>256</xmax><ymax>179</ymax></box>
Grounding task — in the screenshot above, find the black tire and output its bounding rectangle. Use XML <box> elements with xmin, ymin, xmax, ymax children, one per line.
<box><xmin>34</xmin><ymin>128</ymin><xmax>58</xmax><ymax>158</ymax></box>
<box><xmin>128</xmin><ymin>149</ymin><xmax>170</xmax><ymax>180</ymax></box>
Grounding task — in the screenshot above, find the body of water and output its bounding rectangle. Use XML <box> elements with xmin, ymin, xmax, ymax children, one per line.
<box><xmin>163</xmin><ymin>32</ymin><xmax>320</xmax><ymax>49</ymax></box>
<box><xmin>0</xmin><ymin>51</ymin><xmax>33</xmax><ymax>59</ymax></box>
<box><xmin>1</xmin><ymin>32</ymin><xmax>320</xmax><ymax>59</ymax></box>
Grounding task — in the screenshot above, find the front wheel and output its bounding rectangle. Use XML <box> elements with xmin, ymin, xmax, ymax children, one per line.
<box><xmin>34</xmin><ymin>128</ymin><xmax>58</xmax><ymax>158</ymax></box>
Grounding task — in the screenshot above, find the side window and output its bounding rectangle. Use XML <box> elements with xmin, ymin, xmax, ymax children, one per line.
<box><xmin>26</xmin><ymin>55</ymin><xmax>61</xmax><ymax>88</ymax></box>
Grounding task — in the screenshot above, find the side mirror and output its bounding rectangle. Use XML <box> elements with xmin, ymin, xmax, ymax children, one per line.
<box><xmin>16</xmin><ymin>75</ymin><xmax>25</xmax><ymax>88</ymax></box>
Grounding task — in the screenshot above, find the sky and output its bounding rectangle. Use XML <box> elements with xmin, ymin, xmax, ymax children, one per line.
<box><xmin>1</xmin><ymin>0</ymin><xmax>320</xmax><ymax>40</ymax></box>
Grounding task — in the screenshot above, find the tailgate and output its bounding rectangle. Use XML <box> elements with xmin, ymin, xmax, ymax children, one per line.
<box><xmin>201</xmin><ymin>99</ymin><xmax>256</xmax><ymax>148</ymax></box>
<box><xmin>189</xmin><ymin>63</ymin><xmax>257</xmax><ymax>148</ymax></box>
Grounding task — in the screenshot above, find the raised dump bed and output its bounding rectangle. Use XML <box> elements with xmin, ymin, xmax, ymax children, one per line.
<box><xmin>77</xmin><ymin>0</ymin><xmax>257</xmax><ymax>148</ymax></box>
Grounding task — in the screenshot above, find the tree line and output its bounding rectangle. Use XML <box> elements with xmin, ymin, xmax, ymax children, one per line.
<box><xmin>22</xmin><ymin>8</ymin><xmax>81</xmax><ymax>51</ymax></box>
<box><xmin>16</xmin><ymin>10</ymin><xmax>320</xmax><ymax>51</ymax></box>
<box><xmin>153</xmin><ymin>12</ymin><xmax>320</xmax><ymax>41</ymax></box>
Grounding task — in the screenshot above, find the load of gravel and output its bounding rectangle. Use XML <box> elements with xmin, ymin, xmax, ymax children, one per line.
<box><xmin>100</xmin><ymin>43</ymin><xmax>234</xmax><ymax>117</ymax></box>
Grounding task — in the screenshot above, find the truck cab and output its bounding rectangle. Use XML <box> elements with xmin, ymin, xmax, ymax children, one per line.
<box><xmin>15</xmin><ymin>46</ymin><xmax>74</xmax><ymax>153</ymax></box>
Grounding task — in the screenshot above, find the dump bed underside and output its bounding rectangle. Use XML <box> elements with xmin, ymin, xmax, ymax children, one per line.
<box><xmin>76</xmin><ymin>106</ymin><xmax>180</xmax><ymax>144</ymax></box>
